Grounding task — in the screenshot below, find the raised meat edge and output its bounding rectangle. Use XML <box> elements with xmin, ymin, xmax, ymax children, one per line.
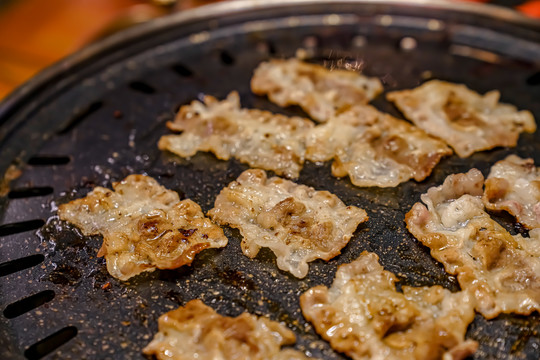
<box><xmin>387</xmin><ymin>80</ymin><xmax>536</xmax><ymax>158</ymax></box>
<box><xmin>300</xmin><ymin>251</ymin><xmax>478</xmax><ymax>360</ymax></box>
<box><xmin>158</xmin><ymin>91</ymin><xmax>314</xmax><ymax>179</ymax></box>
<box><xmin>305</xmin><ymin>103</ymin><xmax>452</xmax><ymax>187</ymax></box>
<box><xmin>251</xmin><ymin>58</ymin><xmax>383</xmax><ymax>123</ymax></box>
<box><xmin>208</xmin><ymin>169</ymin><xmax>368</xmax><ymax>278</ymax></box>
<box><xmin>143</xmin><ymin>299</ymin><xmax>312</xmax><ymax>360</ymax></box>
<box><xmin>483</xmin><ymin>154</ymin><xmax>540</xmax><ymax>230</ymax></box>
<box><xmin>405</xmin><ymin>168</ymin><xmax>540</xmax><ymax>318</ymax></box>
<box><xmin>57</xmin><ymin>174</ymin><xmax>228</xmax><ymax>281</ymax></box>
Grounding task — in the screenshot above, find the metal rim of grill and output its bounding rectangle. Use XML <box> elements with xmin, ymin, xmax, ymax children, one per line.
<box><xmin>0</xmin><ymin>1</ymin><xmax>539</xmax><ymax>359</ymax></box>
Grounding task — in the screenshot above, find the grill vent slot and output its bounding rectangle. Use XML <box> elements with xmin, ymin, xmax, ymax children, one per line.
<box><xmin>266</xmin><ymin>40</ymin><xmax>277</xmax><ymax>55</ymax></box>
<box><xmin>27</xmin><ymin>156</ymin><xmax>71</xmax><ymax>166</ymax></box>
<box><xmin>172</xmin><ymin>63</ymin><xmax>194</xmax><ymax>77</ymax></box>
<box><xmin>526</xmin><ymin>71</ymin><xmax>540</xmax><ymax>86</ymax></box>
<box><xmin>129</xmin><ymin>81</ymin><xmax>156</xmax><ymax>94</ymax></box>
<box><xmin>219</xmin><ymin>50</ymin><xmax>235</xmax><ymax>65</ymax></box>
<box><xmin>24</xmin><ymin>326</ymin><xmax>78</xmax><ymax>360</ymax></box>
<box><xmin>57</xmin><ymin>101</ymin><xmax>103</xmax><ymax>135</ymax></box>
<box><xmin>3</xmin><ymin>290</ymin><xmax>55</xmax><ymax>319</ymax></box>
<box><xmin>0</xmin><ymin>254</ymin><xmax>45</xmax><ymax>277</ymax></box>
<box><xmin>0</xmin><ymin>219</ymin><xmax>45</xmax><ymax>236</ymax></box>
<box><xmin>8</xmin><ymin>187</ymin><xmax>54</xmax><ymax>199</ymax></box>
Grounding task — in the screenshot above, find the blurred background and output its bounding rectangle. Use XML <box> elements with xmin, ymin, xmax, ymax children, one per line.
<box><xmin>0</xmin><ymin>0</ymin><xmax>538</xmax><ymax>100</ymax></box>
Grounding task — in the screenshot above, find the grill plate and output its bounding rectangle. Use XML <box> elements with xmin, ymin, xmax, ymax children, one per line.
<box><xmin>0</xmin><ymin>1</ymin><xmax>539</xmax><ymax>359</ymax></box>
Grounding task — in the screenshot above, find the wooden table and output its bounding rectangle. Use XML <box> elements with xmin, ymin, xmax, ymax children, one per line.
<box><xmin>0</xmin><ymin>0</ymin><xmax>536</xmax><ymax>100</ymax></box>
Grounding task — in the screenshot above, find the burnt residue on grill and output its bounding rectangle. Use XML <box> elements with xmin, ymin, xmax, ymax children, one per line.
<box><xmin>509</xmin><ymin>316</ymin><xmax>540</xmax><ymax>354</ymax></box>
<box><xmin>164</xmin><ymin>290</ymin><xmax>183</xmax><ymax>305</ymax></box>
<box><xmin>46</xmin><ymin>264</ymin><xmax>82</xmax><ymax>286</ymax></box>
<box><xmin>215</xmin><ymin>267</ymin><xmax>259</xmax><ymax>291</ymax></box>
<box><xmin>37</xmin><ymin>218</ymin><xmax>106</xmax><ymax>289</ymax></box>
<box><xmin>0</xmin><ymin>2</ymin><xmax>539</xmax><ymax>359</ymax></box>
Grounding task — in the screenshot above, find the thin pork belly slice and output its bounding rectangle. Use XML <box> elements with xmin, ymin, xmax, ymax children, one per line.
<box><xmin>405</xmin><ymin>169</ymin><xmax>540</xmax><ymax>318</ymax></box>
<box><xmin>143</xmin><ymin>299</ymin><xmax>311</xmax><ymax>360</ymax></box>
<box><xmin>208</xmin><ymin>169</ymin><xmax>367</xmax><ymax>278</ymax></box>
<box><xmin>305</xmin><ymin>105</ymin><xmax>452</xmax><ymax>187</ymax></box>
<box><xmin>300</xmin><ymin>251</ymin><xmax>478</xmax><ymax>360</ymax></box>
<box><xmin>251</xmin><ymin>58</ymin><xmax>382</xmax><ymax>122</ymax></box>
<box><xmin>387</xmin><ymin>80</ymin><xmax>536</xmax><ymax>157</ymax></box>
<box><xmin>58</xmin><ymin>175</ymin><xmax>227</xmax><ymax>281</ymax></box>
<box><xmin>158</xmin><ymin>91</ymin><xmax>314</xmax><ymax>179</ymax></box>
<box><xmin>483</xmin><ymin>155</ymin><xmax>540</xmax><ymax>229</ymax></box>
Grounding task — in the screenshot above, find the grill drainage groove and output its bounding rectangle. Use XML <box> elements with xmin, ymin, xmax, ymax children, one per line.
<box><xmin>57</xmin><ymin>101</ymin><xmax>104</xmax><ymax>135</ymax></box>
<box><xmin>24</xmin><ymin>326</ymin><xmax>78</xmax><ymax>360</ymax></box>
<box><xmin>526</xmin><ymin>71</ymin><xmax>540</xmax><ymax>86</ymax></box>
<box><xmin>0</xmin><ymin>254</ymin><xmax>45</xmax><ymax>277</ymax></box>
<box><xmin>128</xmin><ymin>81</ymin><xmax>156</xmax><ymax>94</ymax></box>
<box><xmin>219</xmin><ymin>50</ymin><xmax>235</xmax><ymax>65</ymax></box>
<box><xmin>171</xmin><ymin>63</ymin><xmax>194</xmax><ymax>77</ymax></box>
<box><xmin>8</xmin><ymin>187</ymin><xmax>54</xmax><ymax>199</ymax></box>
<box><xmin>3</xmin><ymin>290</ymin><xmax>55</xmax><ymax>319</ymax></box>
<box><xmin>27</xmin><ymin>156</ymin><xmax>71</xmax><ymax>166</ymax></box>
<box><xmin>0</xmin><ymin>220</ymin><xmax>45</xmax><ymax>236</ymax></box>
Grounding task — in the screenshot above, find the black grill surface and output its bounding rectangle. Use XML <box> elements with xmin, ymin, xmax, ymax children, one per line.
<box><xmin>0</xmin><ymin>1</ymin><xmax>539</xmax><ymax>359</ymax></box>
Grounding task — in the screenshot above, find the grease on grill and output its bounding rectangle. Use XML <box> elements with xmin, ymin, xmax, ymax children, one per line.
<box><xmin>47</xmin><ymin>264</ymin><xmax>82</xmax><ymax>286</ymax></box>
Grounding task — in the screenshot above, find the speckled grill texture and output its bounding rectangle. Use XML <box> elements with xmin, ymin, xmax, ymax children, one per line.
<box><xmin>0</xmin><ymin>2</ymin><xmax>539</xmax><ymax>359</ymax></box>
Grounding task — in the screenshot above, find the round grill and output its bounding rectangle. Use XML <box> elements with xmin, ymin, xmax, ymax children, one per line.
<box><xmin>0</xmin><ymin>1</ymin><xmax>539</xmax><ymax>359</ymax></box>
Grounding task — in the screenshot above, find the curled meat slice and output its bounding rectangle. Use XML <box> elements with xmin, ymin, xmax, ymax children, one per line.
<box><xmin>406</xmin><ymin>169</ymin><xmax>540</xmax><ymax>318</ymax></box>
<box><xmin>158</xmin><ymin>91</ymin><xmax>314</xmax><ymax>179</ymax></box>
<box><xmin>58</xmin><ymin>175</ymin><xmax>227</xmax><ymax>280</ymax></box>
<box><xmin>251</xmin><ymin>58</ymin><xmax>383</xmax><ymax>122</ymax></box>
<box><xmin>387</xmin><ymin>80</ymin><xmax>536</xmax><ymax>157</ymax></box>
<box><xmin>300</xmin><ymin>251</ymin><xmax>478</xmax><ymax>360</ymax></box>
<box><xmin>305</xmin><ymin>105</ymin><xmax>452</xmax><ymax>187</ymax></box>
<box><xmin>143</xmin><ymin>299</ymin><xmax>311</xmax><ymax>360</ymax></box>
<box><xmin>483</xmin><ymin>155</ymin><xmax>540</xmax><ymax>229</ymax></box>
<box><xmin>208</xmin><ymin>169</ymin><xmax>367</xmax><ymax>278</ymax></box>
